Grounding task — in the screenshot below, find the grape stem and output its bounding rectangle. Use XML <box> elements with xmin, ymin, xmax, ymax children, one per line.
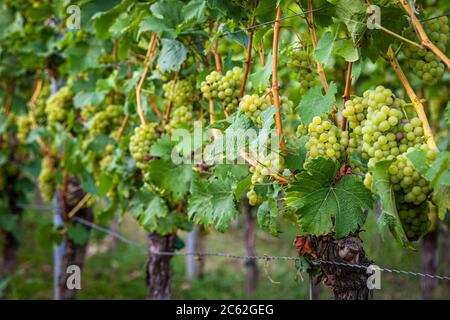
<box><xmin>164</xmin><ymin>72</ymin><xmax>178</xmax><ymax>122</ymax></box>
<box><xmin>149</xmin><ymin>95</ymin><xmax>163</xmax><ymax>121</ymax></box>
<box><xmin>341</xmin><ymin>62</ymin><xmax>353</xmax><ymax>131</ymax></box>
<box><xmin>387</xmin><ymin>46</ymin><xmax>438</xmax><ymax>150</ymax></box>
<box><xmin>272</xmin><ymin>7</ymin><xmax>286</xmax><ymax>151</ymax></box>
<box><xmin>29</xmin><ymin>78</ymin><xmax>43</xmax><ymax>107</ymax></box>
<box><xmin>3</xmin><ymin>80</ymin><xmax>16</xmax><ymax>114</ymax></box>
<box><xmin>238</xmin><ymin>15</ymin><xmax>257</xmax><ymax>99</ymax></box>
<box><xmin>306</xmin><ymin>0</ymin><xmax>338</xmax><ymax>126</ymax></box>
<box><xmin>239</xmin><ymin>150</ymin><xmax>288</xmax><ymax>184</ymax></box>
<box><xmin>136</xmin><ymin>34</ymin><xmax>158</xmax><ymax>126</ymax></box>
<box><xmin>398</xmin><ymin>0</ymin><xmax>450</xmax><ymax>69</ymax></box>
<box><xmin>374</xmin><ymin>23</ymin><xmax>423</xmax><ymax>49</ymax></box>
<box><xmin>117</xmin><ymin>114</ymin><xmax>129</xmax><ymax>140</ymax></box>
<box><xmin>213</xmin><ymin>22</ymin><xmax>222</xmax><ymax>75</ymax></box>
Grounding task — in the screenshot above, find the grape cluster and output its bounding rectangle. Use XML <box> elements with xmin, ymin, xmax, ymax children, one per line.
<box><xmin>89</xmin><ymin>105</ymin><xmax>123</xmax><ymax>136</ymax></box>
<box><xmin>29</xmin><ymin>85</ymin><xmax>50</xmax><ymax>127</ymax></box>
<box><xmin>402</xmin><ymin>16</ymin><xmax>448</xmax><ymax>85</ymax></box>
<box><xmin>38</xmin><ymin>156</ymin><xmax>56</xmax><ymax>202</ymax></box>
<box><xmin>165</xmin><ymin>105</ymin><xmax>193</xmax><ymax>134</ymax></box>
<box><xmin>45</xmin><ymin>86</ymin><xmax>73</xmax><ymax>124</ymax></box>
<box><xmin>163</xmin><ymin>78</ymin><xmax>197</xmax><ymax>107</ymax></box>
<box><xmin>397</xmin><ymin>202</ymin><xmax>430</xmax><ymax>241</ymax></box>
<box><xmin>346</xmin><ymin>85</ymin><xmax>437</xmax><ymax>241</ymax></box>
<box><xmin>246</xmin><ymin>186</ymin><xmax>263</xmax><ymax>206</ymax></box>
<box><xmin>343</xmin><ymin>86</ymin><xmax>426</xmax><ymax>167</ymax></box>
<box><xmin>239</xmin><ymin>94</ymin><xmax>270</xmax><ymax>125</ymax></box>
<box><xmin>305</xmin><ymin>116</ymin><xmax>346</xmax><ymax>163</ymax></box>
<box><xmin>129</xmin><ymin>123</ymin><xmax>158</xmax><ymax>170</ymax></box>
<box><xmin>287</xmin><ymin>47</ymin><xmax>320</xmax><ymax>96</ymax></box>
<box><xmin>17</xmin><ymin>115</ymin><xmax>32</xmax><ymax>142</ymax></box>
<box><xmin>201</xmin><ymin>67</ymin><xmax>243</xmax><ymax>112</ymax></box>
<box><xmin>249</xmin><ymin>151</ymin><xmax>285</xmax><ymax>185</ymax></box>
<box><xmin>81</xmin><ymin>104</ymin><xmax>101</xmax><ymax>122</ymax></box>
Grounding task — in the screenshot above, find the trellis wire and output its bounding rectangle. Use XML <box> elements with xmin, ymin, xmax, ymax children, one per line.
<box><xmin>72</xmin><ymin>217</ymin><xmax>450</xmax><ymax>282</ymax></box>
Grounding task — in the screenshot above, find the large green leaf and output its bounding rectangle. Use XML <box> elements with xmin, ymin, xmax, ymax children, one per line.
<box><xmin>129</xmin><ymin>188</ymin><xmax>169</xmax><ymax>233</ymax></box>
<box><xmin>334</xmin><ymin>0</ymin><xmax>368</xmax><ymax>43</ymax></box>
<box><xmin>286</xmin><ymin>158</ymin><xmax>372</xmax><ymax>237</ymax></box>
<box><xmin>296</xmin><ymin>82</ymin><xmax>337</xmax><ymax>124</ymax></box>
<box><xmin>369</xmin><ymin>160</ymin><xmax>410</xmax><ymax>248</ymax></box>
<box><xmin>157</xmin><ymin>39</ymin><xmax>188</xmax><ymax>73</ymax></box>
<box><xmin>147</xmin><ymin>158</ymin><xmax>192</xmax><ymax>201</ymax></box>
<box><xmin>188</xmin><ymin>175</ymin><xmax>237</xmax><ymax>232</ymax></box>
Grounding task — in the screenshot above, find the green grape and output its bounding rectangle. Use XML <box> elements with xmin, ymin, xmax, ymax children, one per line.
<box><xmin>45</xmin><ymin>86</ymin><xmax>73</xmax><ymax>125</ymax></box>
<box><xmin>239</xmin><ymin>94</ymin><xmax>271</xmax><ymax>125</ymax></box>
<box><xmin>246</xmin><ymin>186</ymin><xmax>262</xmax><ymax>206</ymax></box>
<box><xmin>38</xmin><ymin>156</ymin><xmax>56</xmax><ymax>202</ymax></box>
<box><xmin>402</xmin><ymin>16</ymin><xmax>448</xmax><ymax>85</ymax></box>
<box><xmin>29</xmin><ymin>84</ymin><xmax>50</xmax><ymax>126</ymax></box>
<box><xmin>129</xmin><ymin>122</ymin><xmax>158</xmax><ymax>170</ymax></box>
<box><xmin>89</xmin><ymin>105</ymin><xmax>123</xmax><ymax>137</ymax></box>
<box><xmin>81</xmin><ymin>104</ymin><xmax>101</xmax><ymax>122</ymax></box>
<box><xmin>249</xmin><ymin>151</ymin><xmax>285</xmax><ymax>185</ymax></box>
<box><xmin>201</xmin><ymin>67</ymin><xmax>243</xmax><ymax>112</ymax></box>
<box><xmin>165</xmin><ymin>105</ymin><xmax>193</xmax><ymax>134</ymax></box>
<box><xmin>163</xmin><ymin>77</ymin><xmax>197</xmax><ymax>107</ymax></box>
<box><xmin>17</xmin><ymin>115</ymin><xmax>32</xmax><ymax>142</ymax></box>
<box><xmin>305</xmin><ymin>115</ymin><xmax>345</xmax><ymax>163</ymax></box>
<box><xmin>286</xmin><ymin>46</ymin><xmax>320</xmax><ymax>97</ymax></box>
<box><xmin>397</xmin><ymin>202</ymin><xmax>430</xmax><ymax>241</ymax></box>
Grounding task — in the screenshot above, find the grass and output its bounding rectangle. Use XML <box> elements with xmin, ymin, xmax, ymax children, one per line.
<box><xmin>1</xmin><ymin>207</ymin><xmax>449</xmax><ymax>300</ymax></box>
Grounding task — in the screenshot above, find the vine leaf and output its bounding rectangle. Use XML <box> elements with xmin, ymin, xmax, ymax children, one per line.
<box><xmin>407</xmin><ymin>150</ymin><xmax>450</xmax><ymax>219</ymax></box>
<box><xmin>296</xmin><ymin>82</ymin><xmax>337</xmax><ymax>125</ymax></box>
<box><xmin>67</xmin><ymin>223</ymin><xmax>90</xmax><ymax>246</ymax></box>
<box><xmin>333</xmin><ymin>0</ymin><xmax>368</xmax><ymax>43</ymax></box>
<box><xmin>257</xmin><ymin>185</ymin><xmax>282</xmax><ymax>236</ymax></box>
<box><xmin>285</xmin><ymin>158</ymin><xmax>371</xmax><ymax>237</ymax></box>
<box><xmin>315</xmin><ymin>30</ymin><xmax>336</xmax><ymax>66</ymax></box>
<box><xmin>369</xmin><ymin>160</ymin><xmax>410</xmax><ymax>248</ymax></box>
<box><xmin>129</xmin><ymin>188</ymin><xmax>169</xmax><ymax>233</ymax></box>
<box><xmin>188</xmin><ymin>174</ymin><xmax>237</xmax><ymax>232</ymax></box>
<box><xmin>248</xmin><ymin>53</ymin><xmax>272</xmax><ymax>91</ymax></box>
<box><xmin>182</xmin><ymin>0</ymin><xmax>207</xmax><ymax>22</ymax></box>
<box><xmin>147</xmin><ymin>158</ymin><xmax>192</xmax><ymax>201</ymax></box>
<box><xmin>157</xmin><ymin>39</ymin><xmax>188</xmax><ymax>73</ymax></box>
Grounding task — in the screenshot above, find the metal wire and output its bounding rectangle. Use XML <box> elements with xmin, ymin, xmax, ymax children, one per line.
<box><xmin>71</xmin><ymin>217</ymin><xmax>450</xmax><ymax>282</ymax></box>
<box><xmin>220</xmin><ymin>5</ymin><xmax>335</xmax><ymax>37</ymax></box>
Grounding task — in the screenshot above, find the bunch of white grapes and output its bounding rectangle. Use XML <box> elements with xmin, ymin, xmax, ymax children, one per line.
<box><xmin>45</xmin><ymin>86</ymin><xmax>73</xmax><ymax>125</ymax></box>
<box><xmin>246</xmin><ymin>185</ymin><xmax>263</xmax><ymax>206</ymax></box>
<box><xmin>165</xmin><ymin>105</ymin><xmax>193</xmax><ymax>134</ymax></box>
<box><xmin>200</xmin><ymin>67</ymin><xmax>242</xmax><ymax>112</ymax></box>
<box><xmin>89</xmin><ymin>105</ymin><xmax>123</xmax><ymax>137</ymax></box>
<box><xmin>239</xmin><ymin>94</ymin><xmax>271</xmax><ymax>125</ymax></box>
<box><xmin>402</xmin><ymin>16</ymin><xmax>448</xmax><ymax>84</ymax></box>
<box><xmin>343</xmin><ymin>86</ymin><xmax>425</xmax><ymax>167</ymax></box>
<box><xmin>249</xmin><ymin>151</ymin><xmax>285</xmax><ymax>185</ymax></box>
<box><xmin>305</xmin><ymin>116</ymin><xmax>347</xmax><ymax>163</ymax></box>
<box><xmin>17</xmin><ymin>115</ymin><xmax>32</xmax><ymax>143</ymax></box>
<box><xmin>286</xmin><ymin>46</ymin><xmax>320</xmax><ymax>97</ymax></box>
<box><xmin>38</xmin><ymin>156</ymin><xmax>56</xmax><ymax>202</ymax></box>
<box><xmin>163</xmin><ymin>78</ymin><xmax>196</xmax><ymax>107</ymax></box>
<box><xmin>129</xmin><ymin>123</ymin><xmax>158</xmax><ymax>170</ymax></box>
